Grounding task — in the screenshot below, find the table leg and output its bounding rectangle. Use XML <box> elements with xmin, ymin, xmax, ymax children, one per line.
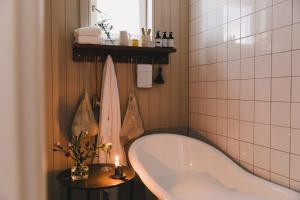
<box><xmin>130</xmin><ymin>180</ymin><xmax>134</xmax><ymax>200</ymax></box>
<box><xmin>96</xmin><ymin>190</ymin><xmax>103</xmax><ymax>200</ymax></box>
<box><xmin>87</xmin><ymin>190</ymin><xmax>91</xmax><ymax>200</ymax></box>
<box><xmin>98</xmin><ymin>190</ymin><xmax>101</xmax><ymax>200</ymax></box>
<box><xmin>67</xmin><ymin>188</ymin><xmax>71</xmax><ymax>200</ymax></box>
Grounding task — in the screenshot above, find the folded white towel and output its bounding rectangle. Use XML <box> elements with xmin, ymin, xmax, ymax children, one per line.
<box><xmin>74</xmin><ymin>27</ymin><xmax>102</xmax><ymax>36</ymax></box>
<box><xmin>75</xmin><ymin>35</ymin><xmax>101</xmax><ymax>44</ymax></box>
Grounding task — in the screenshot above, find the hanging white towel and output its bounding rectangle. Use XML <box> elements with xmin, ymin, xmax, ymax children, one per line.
<box><xmin>120</xmin><ymin>93</ymin><xmax>144</xmax><ymax>144</ymax></box>
<box><xmin>98</xmin><ymin>55</ymin><xmax>126</xmax><ymax>165</ymax></box>
<box><xmin>71</xmin><ymin>92</ymin><xmax>99</xmax><ymax>137</ymax></box>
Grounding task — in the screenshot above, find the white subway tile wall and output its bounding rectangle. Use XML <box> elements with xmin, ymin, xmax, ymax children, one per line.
<box><xmin>189</xmin><ymin>0</ymin><xmax>300</xmax><ymax>191</ymax></box>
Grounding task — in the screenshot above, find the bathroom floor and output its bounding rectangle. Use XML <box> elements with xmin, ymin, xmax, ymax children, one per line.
<box><xmin>118</xmin><ymin>178</ymin><xmax>157</xmax><ymax>200</ymax></box>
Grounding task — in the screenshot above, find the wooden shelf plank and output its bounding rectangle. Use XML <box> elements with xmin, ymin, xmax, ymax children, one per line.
<box><xmin>72</xmin><ymin>43</ymin><xmax>176</xmax><ymax>64</ymax></box>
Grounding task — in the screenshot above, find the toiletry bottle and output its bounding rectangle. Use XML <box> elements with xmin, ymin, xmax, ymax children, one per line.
<box><xmin>155</xmin><ymin>31</ymin><xmax>162</xmax><ymax>47</ymax></box>
<box><xmin>162</xmin><ymin>31</ymin><xmax>168</xmax><ymax>47</ymax></box>
<box><xmin>168</xmin><ymin>32</ymin><xmax>174</xmax><ymax>48</ymax></box>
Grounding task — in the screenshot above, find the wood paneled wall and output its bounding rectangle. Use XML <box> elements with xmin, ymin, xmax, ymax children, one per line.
<box><xmin>45</xmin><ymin>0</ymin><xmax>188</xmax><ymax>199</ymax></box>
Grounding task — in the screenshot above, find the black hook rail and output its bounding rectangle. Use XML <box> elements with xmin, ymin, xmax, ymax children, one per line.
<box><xmin>72</xmin><ymin>43</ymin><xmax>176</xmax><ymax>64</ymax></box>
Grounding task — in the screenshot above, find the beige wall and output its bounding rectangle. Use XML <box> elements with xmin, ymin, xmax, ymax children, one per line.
<box><xmin>46</xmin><ymin>0</ymin><xmax>188</xmax><ymax>199</ymax></box>
<box><xmin>189</xmin><ymin>0</ymin><xmax>300</xmax><ymax>191</ymax></box>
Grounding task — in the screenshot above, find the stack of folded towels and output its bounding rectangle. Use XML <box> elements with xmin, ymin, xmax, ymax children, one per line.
<box><xmin>74</xmin><ymin>27</ymin><xmax>102</xmax><ymax>44</ymax></box>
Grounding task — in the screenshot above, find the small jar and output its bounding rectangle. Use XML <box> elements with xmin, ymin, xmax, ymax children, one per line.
<box><xmin>131</xmin><ymin>39</ymin><xmax>139</xmax><ymax>47</ymax></box>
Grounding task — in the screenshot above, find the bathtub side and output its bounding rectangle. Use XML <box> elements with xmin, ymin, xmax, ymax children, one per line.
<box><xmin>128</xmin><ymin>139</ymin><xmax>174</xmax><ymax>200</ymax></box>
<box><xmin>128</xmin><ymin>134</ymin><xmax>300</xmax><ymax>200</ymax></box>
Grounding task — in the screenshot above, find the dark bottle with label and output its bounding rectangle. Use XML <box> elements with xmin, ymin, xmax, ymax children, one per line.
<box><xmin>155</xmin><ymin>31</ymin><xmax>162</xmax><ymax>47</ymax></box>
<box><xmin>162</xmin><ymin>31</ymin><xmax>168</xmax><ymax>47</ymax></box>
<box><xmin>168</xmin><ymin>32</ymin><xmax>174</xmax><ymax>48</ymax></box>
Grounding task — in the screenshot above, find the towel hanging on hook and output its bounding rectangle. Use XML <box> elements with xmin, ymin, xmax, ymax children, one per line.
<box><xmin>71</xmin><ymin>55</ymin><xmax>99</xmax><ymax>137</ymax></box>
<box><xmin>71</xmin><ymin>91</ymin><xmax>99</xmax><ymax>137</ymax></box>
<box><xmin>98</xmin><ymin>55</ymin><xmax>126</xmax><ymax>165</ymax></box>
<box><xmin>120</xmin><ymin>92</ymin><xmax>144</xmax><ymax>145</ymax></box>
<box><xmin>120</xmin><ymin>60</ymin><xmax>145</xmax><ymax>146</ymax></box>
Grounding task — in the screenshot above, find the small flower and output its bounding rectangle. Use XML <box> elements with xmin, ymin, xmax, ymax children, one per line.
<box><xmin>53</xmin><ymin>130</ymin><xmax>105</xmax><ymax>164</ymax></box>
<box><xmin>65</xmin><ymin>152</ymin><xmax>71</xmax><ymax>157</ymax></box>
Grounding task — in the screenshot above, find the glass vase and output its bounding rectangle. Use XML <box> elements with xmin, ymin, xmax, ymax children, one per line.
<box><xmin>71</xmin><ymin>163</ymin><xmax>89</xmax><ymax>181</ymax></box>
<box><xmin>101</xmin><ymin>151</ymin><xmax>113</xmax><ymax>172</ymax></box>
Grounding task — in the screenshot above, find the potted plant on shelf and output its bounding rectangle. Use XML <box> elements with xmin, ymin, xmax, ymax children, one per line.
<box><xmin>92</xmin><ymin>6</ymin><xmax>114</xmax><ymax>44</ymax></box>
<box><xmin>53</xmin><ymin>131</ymin><xmax>112</xmax><ymax>181</ymax></box>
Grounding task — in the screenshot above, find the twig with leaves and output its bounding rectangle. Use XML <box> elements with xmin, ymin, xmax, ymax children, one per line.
<box><xmin>93</xmin><ymin>6</ymin><xmax>114</xmax><ymax>44</ymax></box>
<box><xmin>53</xmin><ymin>131</ymin><xmax>112</xmax><ymax>165</ymax></box>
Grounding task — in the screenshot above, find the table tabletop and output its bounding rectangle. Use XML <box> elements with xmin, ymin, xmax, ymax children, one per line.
<box><xmin>56</xmin><ymin>163</ymin><xmax>135</xmax><ymax>190</ymax></box>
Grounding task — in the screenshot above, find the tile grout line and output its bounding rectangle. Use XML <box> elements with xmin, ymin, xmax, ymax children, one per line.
<box><xmin>288</xmin><ymin>0</ymin><xmax>294</xmax><ymax>188</ymax></box>
<box><xmin>238</xmin><ymin>0</ymin><xmax>242</xmax><ymax>166</ymax></box>
<box><xmin>269</xmin><ymin>0</ymin><xmax>274</xmax><ymax>182</ymax></box>
<box><xmin>253</xmin><ymin>0</ymin><xmax>257</xmax><ymax>173</ymax></box>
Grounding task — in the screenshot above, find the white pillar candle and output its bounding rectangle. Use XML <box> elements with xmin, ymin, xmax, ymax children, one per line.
<box><xmin>114</xmin><ymin>155</ymin><xmax>120</xmax><ymax>168</ymax></box>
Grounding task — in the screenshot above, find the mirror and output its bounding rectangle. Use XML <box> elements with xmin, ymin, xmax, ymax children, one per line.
<box><xmin>80</xmin><ymin>0</ymin><xmax>153</xmax><ymax>40</ymax></box>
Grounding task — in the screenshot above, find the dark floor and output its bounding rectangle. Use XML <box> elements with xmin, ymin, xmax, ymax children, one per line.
<box><xmin>77</xmin><ymin>177</ymin><xmax>157</xmax><ymax>200</ymax></box>
<box><xmin>118</xmin><ymin>177</ymin><xmax>157</xmax><ymax>200</ymax></box>
<box><xmin>67</xmin><ymin>177</ymin><xmax>157</xmax><ymax>200</ymax></box>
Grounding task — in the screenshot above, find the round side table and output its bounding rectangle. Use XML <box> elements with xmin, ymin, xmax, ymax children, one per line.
<box><xmin>57</xmin><ymin>163</ymin><xmax>136</xmax><ymax>200</ymax></box>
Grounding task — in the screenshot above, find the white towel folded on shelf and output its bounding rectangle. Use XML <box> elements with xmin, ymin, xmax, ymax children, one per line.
<box><xmin>74</xmin><ymin>26</ymin><xmax>102</xmax><ymax>36</ymax></box>
<box><xmin>75</xmin><ymin>35</ymin><xmax>101</xmax><ymax>44</ymax></box>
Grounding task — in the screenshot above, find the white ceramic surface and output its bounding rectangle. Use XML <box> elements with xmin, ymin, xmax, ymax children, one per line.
<box><xmin>119</xmin><ymin>31</ymin><xmax>129</xmax><ymax>46</ymax></box>
<box><xmin>128</xmin><ymin>134</ymin><xmax>300</xmax><ymax>200</ymax></box>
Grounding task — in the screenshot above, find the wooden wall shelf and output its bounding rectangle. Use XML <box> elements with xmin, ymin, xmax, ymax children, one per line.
<box><xmin>72</xmin><ymin>43</ymin><xmax>176</xmax><ymax>64</ymax></box>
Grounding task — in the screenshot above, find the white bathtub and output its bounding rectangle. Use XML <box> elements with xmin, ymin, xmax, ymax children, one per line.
<box><xmin>128</xmin><ymin>133</ymin><xmax>300</xmax><ymax>200</ymax></box>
